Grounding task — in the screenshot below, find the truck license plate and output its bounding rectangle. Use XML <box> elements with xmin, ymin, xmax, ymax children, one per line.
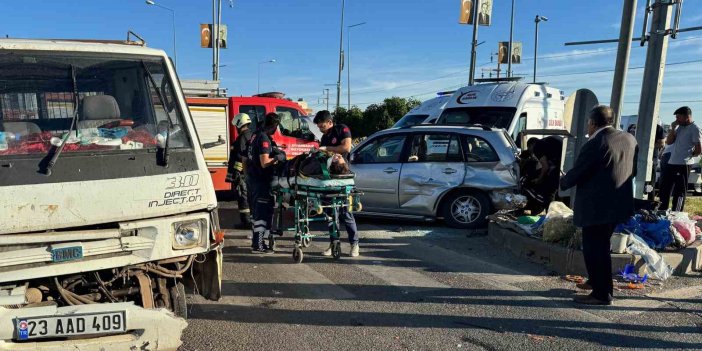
<box><xmin>15</xmin><ymin>311</ymin><xmax>126</xmax><ymax>340</ymax></box>
<box><xmin>51</xmin><ymin>246</ymin><xmax>83</xmax><ymax>263</ymax></box>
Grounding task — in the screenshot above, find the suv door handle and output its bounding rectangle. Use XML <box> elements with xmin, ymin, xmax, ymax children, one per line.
<box><xmin>443</xmin><ymin>168</ymin><xmax>457</xmax><ymax>174</ymax></box>
<box><xmin>279</xmin><ymin>144</ymin><xmax>288</xmax><ymax>149</ymax></box>
<box><xmin>383</xmin><ymin>168</ymin><xmax>398</xmax><ymax>174</ymax></box>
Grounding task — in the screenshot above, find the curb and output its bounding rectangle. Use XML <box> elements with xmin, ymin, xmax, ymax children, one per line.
<box><xmin>487</xmin><ymin>222</ymin><xmax>700</xmax><ymax>276</ymax></box>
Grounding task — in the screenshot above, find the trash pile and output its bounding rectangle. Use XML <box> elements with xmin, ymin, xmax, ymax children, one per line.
<box><xmin>614</xmin><ymin>210</ymin><xmax>700</xmax><ymax>250</ymax></box>
<box><xmin>488</xmin><ymin>201</ymin><xmax>581</xmax><ymax>246</ymax></box>
<box><xmin>490</xmin><ymin>202</ymin><xmax>702</xmax><ymax>284</ymax></box>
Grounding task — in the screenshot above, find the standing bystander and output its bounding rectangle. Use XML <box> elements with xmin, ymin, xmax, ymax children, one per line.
<box><xmin>659</xmin><ymin>107</ymin><xmax>701</xmax><ymax>211</ymax></box>
<box><xmin>560</xmin><ymin>106</ymin><xmax>638</xmax><ymax>305</ymax></box>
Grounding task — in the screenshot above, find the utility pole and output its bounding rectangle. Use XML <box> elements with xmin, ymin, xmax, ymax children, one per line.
<box><xmin>336</xmin><ymin>0</ymin><xmax>346</xmax><ymax>113</ymax></box>
<box><xmin>468</xmin><ymin>0</ymin><xmax>480</xmax><ymax>85</ymax></box>
<box><xmin>507</xmin><ymin>0</ymin><xmax>515</xmax><ymax>77</ymax></box>
<box><xmin>212</xmin><ymin>0</ymin><xmax>216</xmax><ymax>80</ymax></box>
<box><xmin>611</xmin><ymin>0</ymin><xmax>638</xmax><ymax>128</ymax></box>
<box><xmin>216</xmin><ymin>0</ymin><xmax>222</xmax><ymax>79</ymax></box>
<box><xmin>324</xmin><ymin>89</ymin><xmax>330</xmax><ymax>111</ymax></box>
<box><xmin>634</xmin><ymin>0</ymin><xmax>673</xmax><ymax>198</ymax></box>
<box><xmin>211</xmin><ymin>0</ymin><xmax>222</xmax><ymax>81</ymax></box>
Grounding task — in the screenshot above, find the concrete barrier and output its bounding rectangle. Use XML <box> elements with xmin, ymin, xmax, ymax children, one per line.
<box><xmin>487</xmin><ymin>222</ymin><xmax>697</xmax><ymax>276</ymax></box>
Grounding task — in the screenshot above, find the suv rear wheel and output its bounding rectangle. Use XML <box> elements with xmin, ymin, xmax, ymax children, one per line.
<box><xmin>441</xmin><ymin>190</ymin><xmax>491</xmax><ymax>229</ymax></box>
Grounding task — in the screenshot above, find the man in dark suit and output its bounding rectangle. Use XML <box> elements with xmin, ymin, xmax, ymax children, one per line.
<box><xmin>511</xmin><ymin>46</ymin><xmax>522</xmax><ymax>64</ymax></box>
<box><xmin>478</xmin><ymin>1</ymin><xmax>491</xmax><ymax>25</ymax></box>
<box><xmin>560</xmin><ymin>105</ymin><xmax>638</xmax><ymax>305</ymax></box>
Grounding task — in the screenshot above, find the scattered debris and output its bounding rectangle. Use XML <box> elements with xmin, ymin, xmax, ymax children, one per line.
<box><xmin>564</xmin><ymin>275</ymin><xmax>585</xmax><ymax>284</ymax></box>
<box><xmin>527</xmin><ymin>334</ymin><xmax>545</xmax><ymax>341</ymax></box>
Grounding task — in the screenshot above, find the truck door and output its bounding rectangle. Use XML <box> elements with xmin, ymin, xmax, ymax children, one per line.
<box><xmin>274</xmin><ymin>106</ymin><xmax>317</xmax><ymax>157</ymax></box>
<box><xmin>189</xmin><ymin>103</ymin><xmax>229</xmax><ymax>191</ymax></box>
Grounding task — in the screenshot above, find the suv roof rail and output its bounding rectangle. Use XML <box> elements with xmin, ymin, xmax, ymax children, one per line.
<box><xmin>406</xmin><ymin>124</ymin><xmax>493</xmax><ymax>131</ymax></box>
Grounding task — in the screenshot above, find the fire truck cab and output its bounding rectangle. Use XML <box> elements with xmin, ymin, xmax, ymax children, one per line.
<box><xmin>185</xmin><ymin>86</ymin><xmax>318</xmax><ymax>191</ymax></box>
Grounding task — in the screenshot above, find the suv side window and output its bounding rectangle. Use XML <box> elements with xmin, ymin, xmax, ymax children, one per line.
<box><xmin>354</xmin><ymin>134</ymin><xmax>406</xmax><ymax>164</ymax></box>
<box><xmin>408</xmin><ymin>133</ymin><xmax>463</xmax><ymax>162</ymax></box>
<box><xmin>276</xmin><ymin>106</ymin><xmax>305</xmax><ymax>138</ymax></box>
<box><xmin>463</xmin><ymin>135</ymin><xmax>499</xmax><ymax>162</ymax></box>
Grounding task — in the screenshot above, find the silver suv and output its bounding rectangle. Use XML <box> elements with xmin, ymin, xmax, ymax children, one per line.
<box><xmin>350</xmin><ymin>125</ymin><xmax>521</xmax><ymax>228</ymax></box>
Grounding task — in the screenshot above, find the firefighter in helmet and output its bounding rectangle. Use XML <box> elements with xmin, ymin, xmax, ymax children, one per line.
<box><xmin>226</xmin><ymin>113</ymin><xmax>254</xmax><ymax>229</ymax></box>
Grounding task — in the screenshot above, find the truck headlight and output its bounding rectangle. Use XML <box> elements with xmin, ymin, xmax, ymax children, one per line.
<box><xmin>172</xmin><ymin>220</ymin><xmax>204</xmax><ymax>249</ymax></box>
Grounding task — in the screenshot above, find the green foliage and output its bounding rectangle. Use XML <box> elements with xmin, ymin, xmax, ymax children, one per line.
<box><xmin>332</xmin><ymin>96</ymin><xmax>422</xmax><ymax>137</ymax></box>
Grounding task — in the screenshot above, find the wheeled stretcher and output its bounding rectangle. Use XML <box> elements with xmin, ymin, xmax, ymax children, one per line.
<box><xmin>270</xmin><ymin>174</ymin><xmax>362</xmax><ymax>263</ymax></box>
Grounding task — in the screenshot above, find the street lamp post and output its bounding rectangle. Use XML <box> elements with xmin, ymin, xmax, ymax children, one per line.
<box><xmin>145</xmin><ymin>0</ymin><xmax>177</xmax><ymax>70</ymax></box>
<box><xmin>336</xmin><ymin>0</ymin><xmax>346</xmax><ymax>113</ymax></box>
<box><xmin>257</xmin><ymin>59</ymin><xmax>276</xmax><ymax>94</ymax></box>
<box><xmin>347</xmin><ymin>22</ymin><xmax>366</xmax><ymax>110</ymax></box>
<box><xmin>533</xmin><ymin>15</ymin><xmax>548</xmax><ymax>83</ymax></box>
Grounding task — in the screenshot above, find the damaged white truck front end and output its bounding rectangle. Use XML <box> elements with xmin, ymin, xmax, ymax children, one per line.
<box><xmin>0</xmin><ymin>39</ymin><xmax>222</xmax><ymax>350</ymax></box>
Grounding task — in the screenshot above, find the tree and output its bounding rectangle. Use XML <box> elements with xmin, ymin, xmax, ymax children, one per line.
<box><xmin>328</xmin><ymin>97</ymin><xmax>424</xmax><ymax>138</ymax></box>
<box><xmin>333</xmin><ymin>106</ymin><xmax>364</xmax><ymax>136</ymax></box>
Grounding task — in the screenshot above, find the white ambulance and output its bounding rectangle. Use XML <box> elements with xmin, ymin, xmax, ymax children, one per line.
<box><xmin>435</xmin><ymin>79</ymin><xmax>567</xmax><ymax>147</ymax></box>
<box><xmin>392</xmin><ymin>92</ymin><xmax>452</xmax><ymax>128</ymax></box>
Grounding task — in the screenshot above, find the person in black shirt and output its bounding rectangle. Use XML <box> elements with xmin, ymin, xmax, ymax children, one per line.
<box><xmin>314</xmin><ymin>110</ymin><xmax>359</xmax><ymax>257</ymax></box>
<box><xmin>526</xmin><ymin>136</ymin><xmax>562</xmax><ymax>214</ymax></box>
<box><xmin>244</xmin><ymin>112</ymin><xmax>285</xmax><ymax>253</ymax></box>
<box><xmin>226</xmin><ymin>113</ymin><xmax>254</xmax><ymax>229</ymax></box>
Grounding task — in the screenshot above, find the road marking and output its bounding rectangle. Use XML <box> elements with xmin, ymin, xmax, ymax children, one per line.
<box><xmin>390</xmin><ymin>240</ymin><xmax>542</xmax><ymax>284</ymax></box>
<box><xmin>357</xmin><ymin>262</ymin><xmax>450</xmax><ymax>291</ymax></box>
<box><xmin>274</xmin><ymin>262</ymin><xmax>356</xmax><ymax>300</ymax></box>
<box><xmin>614</xmin><ymin>284</ymin><xmax>702</xmax><ymax>313</ymax></box>
<box><xmin>386</xmin><ymin>238</ymin><xmax>612</xmax><ymax>323</ymax></box>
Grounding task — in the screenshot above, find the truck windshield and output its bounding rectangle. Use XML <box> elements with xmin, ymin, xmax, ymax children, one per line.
<box><xmin>436</xmin><ymin>107</ymin><xmax>516</xmax><ymax>129</ymax></box>
<box><xmin>392</xmin><ymin>114</ymin><xmax>430</xmax><ymax>128</ymax></box>
<box><xmin>0</xmin><ymin>52</ymin><xmax>191</xmax><ymax>157</ymax></box>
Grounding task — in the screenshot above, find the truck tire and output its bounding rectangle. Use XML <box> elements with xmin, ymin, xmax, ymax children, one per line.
<box><xmin>170</xmin><ymin>282</ymin><xmax>188</xmax><ymax>319</ymax></box>
<box><xmin>441</xmin><ymin>190</ymin><xmax>491</xmax><ymax>229</ymax></box>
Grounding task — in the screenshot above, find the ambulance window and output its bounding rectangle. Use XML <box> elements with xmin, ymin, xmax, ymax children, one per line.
<box><xmin>239</xmin><ymin>105</ymin><xmax>265</xmax><ymax>129</ymax></box>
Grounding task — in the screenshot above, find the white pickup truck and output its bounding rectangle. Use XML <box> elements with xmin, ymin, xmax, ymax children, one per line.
<box><xmin>0</xmin><ymin>37</ymin><xmax>222</xmax><ymax>350</ymax></box>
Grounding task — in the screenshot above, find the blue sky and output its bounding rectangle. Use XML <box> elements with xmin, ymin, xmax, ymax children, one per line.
<box><xmin>2</xmin><ymin>0</ymin><xmax>701</xmax><ymax>123</ymax></box>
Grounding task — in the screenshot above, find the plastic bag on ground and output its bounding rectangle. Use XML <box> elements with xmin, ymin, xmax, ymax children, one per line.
<box><xmin>626</xmin><ymin>234</ymin><xmax>673</xmax><ymax>281</ymax></box>
<box><xmin>668</xmin><ymin>211</ymin><xmax>696</xmax><ymax>244</ymax></box>
<box><xmin>543</xmin><ymin>202</ymin><xmax>577</xmax><ymax>243</ymax></box>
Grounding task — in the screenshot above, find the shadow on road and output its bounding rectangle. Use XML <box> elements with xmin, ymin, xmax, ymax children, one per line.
<box><xmin>189</xmin><ymin>302</ymin><xmax>701</xmax><ymax>349</ymax></box>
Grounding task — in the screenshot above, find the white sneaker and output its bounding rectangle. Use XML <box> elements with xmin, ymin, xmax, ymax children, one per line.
<box><xmin>350</xmin><ymin>244</ymin><xmax>360</xmax><ymax>257</ymax></box>
<box><xmin>322</xmin><ymin>244</ymin><xmax>333</xmax><ymax>256</ymax></box>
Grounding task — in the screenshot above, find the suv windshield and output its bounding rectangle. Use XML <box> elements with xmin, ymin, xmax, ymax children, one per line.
<box><xmin>436</xmin><ymin>107</ymin><xmax>516</xmax><ymax>129</ymax></box>
<box><xmin>0</xmin><ymin>52</ymin><xmax>190</xmax><ymax>157</ymax></box>
<box><xmin>392</xmin><ymin>114</ymin><xmax>430</xmax><ymax>128</ymax></box>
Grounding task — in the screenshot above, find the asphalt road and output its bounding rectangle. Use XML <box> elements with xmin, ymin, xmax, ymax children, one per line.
<box><xmin>180</xmin><ymin>203</ymin><xmax>702</xmax><ymax>350</ymax></box>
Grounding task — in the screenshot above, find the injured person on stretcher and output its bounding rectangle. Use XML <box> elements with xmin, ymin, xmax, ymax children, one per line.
<box><xmin>272</xmin><ymin>149</ymin><xmax>353</xmax><ymax>188</ymax></box>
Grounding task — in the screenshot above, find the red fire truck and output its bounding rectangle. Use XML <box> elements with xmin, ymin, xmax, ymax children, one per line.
<box><xmin>186</xmin><ymin>90</ymin><xmax>318</xmax><ymax>191</ymax></box>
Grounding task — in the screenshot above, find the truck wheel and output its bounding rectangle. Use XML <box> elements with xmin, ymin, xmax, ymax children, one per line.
<box><xmin>170</xmin><ymin>282</ymin><xmax>188</xmax><ymax>319</ymax></box>
<box><xmin>441</xmin><ymin>190</ymin><xmax>491</xmax><ymax>229</ymax></box>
